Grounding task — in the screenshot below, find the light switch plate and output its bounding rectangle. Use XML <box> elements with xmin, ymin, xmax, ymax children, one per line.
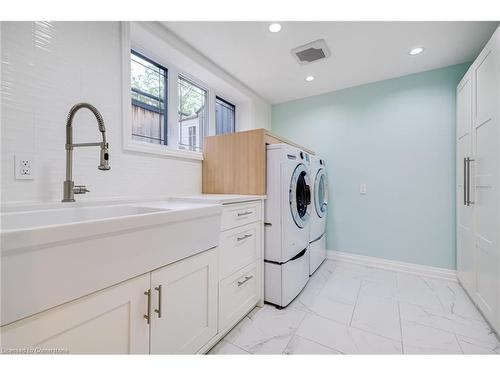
<box><xmin>15</xmin><ymin>154</ymin><xmax>34</xmax><ymax>180</ymax></box>
<box><xmin>360</xmin><ymin>183</ymin><xmax>367</xmax><ymax>194</ymax></box>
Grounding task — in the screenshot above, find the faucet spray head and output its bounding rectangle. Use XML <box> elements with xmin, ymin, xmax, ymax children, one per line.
<box><xmin>98</xmin><ymin>143</ymin><xmax>110</xmax><ymax>170</ymax></box>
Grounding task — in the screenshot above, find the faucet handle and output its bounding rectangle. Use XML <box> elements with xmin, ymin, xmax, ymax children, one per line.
<box><xmin>73</xmin><ymin>185</ymin><xmax>90</xmax><ymax>194</ymax></box>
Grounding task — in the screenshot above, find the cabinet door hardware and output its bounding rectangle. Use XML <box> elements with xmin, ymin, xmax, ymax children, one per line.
<box><xmin>154</xmin><ymin>285</ymin><xmax>162</xmax><ymax>318</ymax></box>
<box><xmin>236</xmin><ymin>233</ymin><xmax>253</xmax><ymax>241</ymax></box>
<box><xmin>237</xmin><ymin>211</ymin><xmax>253</xmax><ymax>217</ymax></box>
<box><xmin>466</xmin><ymin>157</ymin><xmax>474</xmax><ymax>206</ymax></box>
<box><xmin>463</xmin><ymin>157</ymin><xmax>467</xmax><ymax>206</ymax></box>
<box><xmin>237</xmin><ymin>275</ymin><xmax>253</xmax><ymax>287</ymax></box>
<box><xmin>144</xmin><ymin>289</ymin><xmax>151</xmax><ymax>324</ymax></box>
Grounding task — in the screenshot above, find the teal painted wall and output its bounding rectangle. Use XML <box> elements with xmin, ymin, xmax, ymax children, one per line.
<box><xmin>272</xmin><ymin>63</ymin><xmax>470</xmax><ymax>270</ymax></box>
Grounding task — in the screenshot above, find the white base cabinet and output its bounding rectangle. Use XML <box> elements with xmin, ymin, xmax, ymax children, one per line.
<box><xmin>1</xmin><ymin>250</ymin><xmax>218</xmax><ymax>354</ymax></box>
<box><xmin>0</xmin><ymin>274</ymin><xmax>151</xmax><ymax>354</ymax></box>
<box><xmin>0</xmin><ymin>198</ymin><xmax>265</xmax><ymax>354</ymax></box>
<box><xmin>456</xmin><ymin>25</ymin><xmax>500</xmax><ymax>333</ymax></box>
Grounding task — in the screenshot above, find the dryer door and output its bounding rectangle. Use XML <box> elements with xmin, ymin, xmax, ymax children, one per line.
<box><xmin>314</xmin><ymin>167</ymin><xmax>328</xmax><ymax>218</ymax></box>
<box><xmin>289</xmin><ymin>163</ymin><xmax>311</xmax><ymax>228</ymax></box>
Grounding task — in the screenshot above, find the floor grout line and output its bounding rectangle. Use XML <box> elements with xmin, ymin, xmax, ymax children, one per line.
<box><xmin>293</xmin><ymin>333</ymin><xmax>344</xmax><ymax>354</ymax></box>
<box><xmin>308</xmin><ymin>305</ymin><xmax>404</xmax><ymax>345</ymax></box>
<box><xmin>397</xmin><ymin>301</ymin><xmax>405</xmax><ymax>354</ymax></box>
<box><xmin>399</xmin><ymin>316</ymin><xmax>499</xmax><ymax>346</ymax></box>
<box><xmin>282</xmin><ymin>310</ymin><xmax>309</xmax><ymax>354</ymax></box>
<box><xmin>348</xmin><ymin>279</ymin><xmax>362</xmax><ymax>326</ymax></box>
<box><xmin>225</xmin><ymin>339</ymin><xmax>253</xmax><ymax>354</ymax></box>
<box><xmin>454</xmin><ymin>334</ymin><xmax>465</xmax><ymax>354</ymax></box>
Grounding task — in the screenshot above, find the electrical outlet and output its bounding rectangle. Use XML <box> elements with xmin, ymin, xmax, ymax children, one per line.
<box><xmin>15</xmin><ymin>154</ymin><xmax>34</xmax><ymax>180</ymax></box>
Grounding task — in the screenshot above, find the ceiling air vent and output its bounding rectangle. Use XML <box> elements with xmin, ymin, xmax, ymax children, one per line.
<box><xmin>291</xmin><ymin>39</ymin><xmax>331</xmax><ymax>65</ymax></box>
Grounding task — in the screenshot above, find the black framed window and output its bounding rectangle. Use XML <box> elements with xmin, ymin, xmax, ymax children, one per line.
<box><xmin>178</xmin><ymin>76</ymin><xmax>208</xmax><ymax>151</ymax></box>
<box><xmin>130</xmin><ymin>50</ymin><xmax>168</xmax><ymax>145</ymax></box>
<box><xmin>215</xmin><ymin>96</ymin><xmax>235</xmax><ymax>135</ymax></box>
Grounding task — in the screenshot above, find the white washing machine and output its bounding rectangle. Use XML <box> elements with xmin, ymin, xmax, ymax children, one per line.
<box><xmin>264</xmin><ymin>144</ymin><xmax>312</xmax><ymax>308</ymax></box>
<box><xmin>309</xmin><ymin>155</ymin><xmax>328</xmax><ymax>275</ymax></box>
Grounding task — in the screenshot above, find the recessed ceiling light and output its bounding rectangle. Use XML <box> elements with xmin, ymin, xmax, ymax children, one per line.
<box><xmin>268</xmin><ymin>23</ymin><xmax>282</xmax><ymax>33</ymax></box>
<box><xmin>409</xmin><ymin>47</ymin><xmax>424</xmax><ymax>56</ymax></box>
<box><xmin>305</xmin><ymin>75</ymin><xmax>315</xmax><ymax>82</ymax></box>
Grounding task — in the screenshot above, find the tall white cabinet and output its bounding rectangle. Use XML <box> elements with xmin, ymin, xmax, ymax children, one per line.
<box><xmin>456</xmin><ymin>26</ymin><xmax>500</xmax><ymax>332</ymax></box>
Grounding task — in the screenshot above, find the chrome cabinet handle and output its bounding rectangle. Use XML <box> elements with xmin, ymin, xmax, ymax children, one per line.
<box><xmin>466</xmin><ymin>157</ymin><xmax>474</xmax><ymax>206</ymax></box>
<box><xmin>237</xmin><ymin>211</ymin><xmax>253</xmax><ymax>217</ymax></box>
<box><xmin>154</xmin><ymin>285</ymin><xmax>162</xmax><ymax>318</ymax></box>
<box><xmin>144</xmin><ymin>289</ymin><xmax>151</xmax><ymax>325</ymax></box>
<box><xmin>463</xmin><ymin>157</ymin><xmax>467</xmax><ymax>206</ymax></box>
<box><xmin>236</xmin><ymin>233</ymin><xmax>253</xmax><ymax>242</ymax></box>
<box><xmin>237</xmin><ymin>275</ymin><xmax>253</xmax><ymax>287</ymax></box>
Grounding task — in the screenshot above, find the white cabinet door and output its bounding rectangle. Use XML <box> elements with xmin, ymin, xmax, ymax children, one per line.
<box><xmin>472</xmin><ymin>37</ymin><xmax>500</xmax><ymax>323</ymax></box>
<box><xmin>150</xmin><ymin>249</ymin><xmax>218</xmax><ymax>354</ymax></box>
<box><xmin>456</xmin><ymin>72</ymin><xmax>475</xmax><ymax>291</ymax></box>
<box><xmin>0</xmin><ymin>274</ymin><xmax>150</xmax><ymax>354</ymax></box>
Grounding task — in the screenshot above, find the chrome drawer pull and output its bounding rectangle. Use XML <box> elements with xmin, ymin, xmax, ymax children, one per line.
<box><xmin>237</xmin><ymin>211</ymin><xmax>253</xmax><ymax>217</ymax></box>
<box><xmin>236</xmin><ymin>233</ymin><xmax>253</xmax><ymax>241</ymax></box>
<box><xmin>237</xmin><ymin>275</ymin><xmax>253</xmax><ymax>287</ymax></box>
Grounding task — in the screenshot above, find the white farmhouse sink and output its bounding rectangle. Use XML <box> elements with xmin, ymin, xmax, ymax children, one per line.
<box><xmin>1</xmin><ymin>199</ymin><xmax>222</xmax><ymax>326</ymax></box>
<box><xmin>1</xmin><ymin>205</ymin><xmax>169</xmax><ymax>230</ymax></box>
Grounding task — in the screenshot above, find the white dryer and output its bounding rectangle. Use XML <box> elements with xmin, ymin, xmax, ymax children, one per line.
<box><xmin>264</xmin><ymin>144</ymin><xmax>312</xmax><ymax>308</ymax></box>
<box><xmin>309</xmin><ymin>155</ymin><xmax>328</xmax><ymax>275</ymax></box>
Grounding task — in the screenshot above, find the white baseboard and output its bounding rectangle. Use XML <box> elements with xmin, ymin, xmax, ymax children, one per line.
<box><xmin>326</xmin><ymin>250</ymin><xmax>457</xmax><ymax>282</ymax></box>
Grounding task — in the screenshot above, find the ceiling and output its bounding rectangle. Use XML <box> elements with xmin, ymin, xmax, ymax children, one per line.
<box><xmin>162</xmin><ymin>21</ymin><xmax>499</xmax><ymax>104</ymax></box>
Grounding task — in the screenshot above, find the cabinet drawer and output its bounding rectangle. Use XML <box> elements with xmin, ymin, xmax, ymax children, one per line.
<box><xmin>219</xmin><ymin>222</ymin><xmax>261</xmax><ymax>279</ymax></box>
<box><xmin>221</xmin><ymin>201</ymin><xmax>262</xmax><ymax>231</ymax></box>
<box><xmin>219</xmin><ymin>262</ymin><xmax>259</xmax><ymax>331</ymax></box>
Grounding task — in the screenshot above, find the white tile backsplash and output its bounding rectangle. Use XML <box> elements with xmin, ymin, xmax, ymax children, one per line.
<box><xmin>1</xmin><ymin>21</ymin><xmax>202</xmax><ymax>203</ymax></box>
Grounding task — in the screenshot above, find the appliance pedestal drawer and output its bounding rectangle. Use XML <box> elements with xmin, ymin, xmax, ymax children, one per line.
<box><xmin>264</xmin><ymin>247</ymin><xmax>309</xmax><ymax>308</ymax></box>
<box><xmin>219</xmin><ymin>262</ymin><xmax>259</xmax><ymax>331</ymax></box>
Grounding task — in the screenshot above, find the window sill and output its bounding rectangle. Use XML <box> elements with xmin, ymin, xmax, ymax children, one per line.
<box><xmin>123</xmin><ymin>141</ymin><xmax>204</xmax><ymax>161</ymax></box>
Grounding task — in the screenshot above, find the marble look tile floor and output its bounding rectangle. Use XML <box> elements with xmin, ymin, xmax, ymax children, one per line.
<box><xmin>209</xmin><ymin>260</ymin><xmax>500</xmax><ymax>355</ymax></box>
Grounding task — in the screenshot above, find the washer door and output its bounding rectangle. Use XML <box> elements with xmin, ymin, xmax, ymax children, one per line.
<box><xmin>314</xmin><ymin>167</ymin><xmax>328</xmax><ymax>218</ymax></box>
<box><xmin>289</xmin><ymin>163</ymin><xmax>311</xmax><ymax>228</ymax></box>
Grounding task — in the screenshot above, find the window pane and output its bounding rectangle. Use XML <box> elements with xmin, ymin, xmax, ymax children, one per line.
<box><xmin>130</xmin><ymin>51</ymin><xmax>168</xmax><ymax>145</ymax></box>
<box><xmin>215</xmin><ymin>97</ymin><xmax>235</xmax><ymax>135</ymax></box>
<box><xmin>178</xmin><ymin>76</ymin><xmax>208</xmax><ymax>151</ymax></box>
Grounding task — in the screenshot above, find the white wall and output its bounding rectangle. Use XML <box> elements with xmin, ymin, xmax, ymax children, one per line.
<box><xmin>1</xmin><ymin>22</ymin><xmax>271</xmax><ymax>203</ymax></box>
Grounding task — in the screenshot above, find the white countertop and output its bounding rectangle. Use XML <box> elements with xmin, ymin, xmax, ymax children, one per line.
<box><xmin>171</xmin><ymin>194</ymin><xmax>266</xmax><ymax>204</ymax></box>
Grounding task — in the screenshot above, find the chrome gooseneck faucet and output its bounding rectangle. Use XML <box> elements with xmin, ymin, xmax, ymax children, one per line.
<box><xmin>62</xmin><ymin>103</ymin><xmax>110</xmax><ymax>202</ymax></box>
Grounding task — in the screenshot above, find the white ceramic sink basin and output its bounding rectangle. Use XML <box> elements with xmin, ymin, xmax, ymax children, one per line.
<box><xmin>1</xmin><ymin>205</ymin><xmax>169</xmax><ymax>231</ymax></box>
<box><xmin>1</xmin><ymin>199</ymin><xmax>223</xmax><ymax>326</ymax></box>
